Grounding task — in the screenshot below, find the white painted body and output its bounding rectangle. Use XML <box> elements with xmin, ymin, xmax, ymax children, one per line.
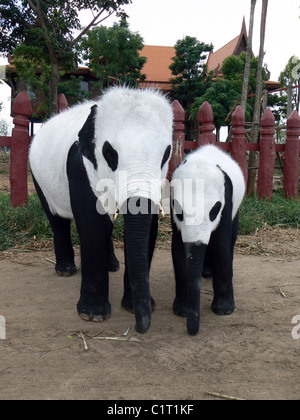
<box><xmin>171</xmin><ymin>145</ymin><xmax>245</xmax><ymax>244</ymax></box>
<box><xmin>29</xmin><ymin>87</ymin><xmax>173</xmax><ymax>219</ymax></box>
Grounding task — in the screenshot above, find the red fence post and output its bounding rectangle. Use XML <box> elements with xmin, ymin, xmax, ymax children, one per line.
<box><xmin>198</xmin><ymin>101</ymin><xmax>216</xmax><ymax>147</ymax></box>
<box><xmin>10</xmin><ymin>92</ymin><xmax>32</xmax><ymax>207</ymax></box>
<box><xmin>231</xmin><ymin>105</ymin><xmax>248</xmax><ymax>187</ymax></box>
<box><xmin>257</xmin><ymin>108</ymin><xmax>276</xmax><ymax>200</ymax></box>
<box><xmin>284</xmin><ymin>110</ymin><xmax>300</xmax><ymax>199</ymax></box>
<box><xmin>167</xmin><ymin>100</ymin><xmax>185</xmax><ymax>181</ymax></box>
<box><xmin>58</xmin><ymin>93</ymin><xmax>68</xmax><ymax>113</ymax></box>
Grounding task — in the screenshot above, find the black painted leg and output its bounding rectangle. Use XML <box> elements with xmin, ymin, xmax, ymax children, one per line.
<box><xmin>32</xmin><ymin>174</ymin><xmax>76</xmax><ymax>276</ymax></box>
<box><xmin>210</xmin><ymin>222</ymin><xmax>235</xmax><ymax>316</ymax></box>
<box><xmin>171</xmin><ymin>218</ymin><xmax>188</xmax><ymax>317</ymax></box>
<box><xmin>76</xmin><ymin>219</ymin><xmax>112</xmax><ymax>322</ymax></box>
<box><xmin>108</xmin><ymin>237</ymin><xmax>120</xmax><ymax>272</ymax></box>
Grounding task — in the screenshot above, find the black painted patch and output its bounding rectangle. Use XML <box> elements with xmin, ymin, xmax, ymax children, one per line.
<box><xmin>209</xmin><ymin>201</ymin><xmax>222</xmax><ymax>222</ymax></box>
<box><xmin>102</xmin><ymin>141</ymin><xmax>118</xmax><ymax>172</ymax></box>
<box><xmin>161</xmin><ymin>145</ymin><xmax>172</xmax><ymax>169</ymax></box>
<box><xmin>216</xmin><ymin>165</ymin><xmax>234</xmax><ymax>221</ymax></box>
<box><xmin>172</xmin><ymin>199</ymin><xmax>184</xmax><ymax>222</ymax></box>
<box><xmin>78</xmin><ymin>105</ymin><xmax>98</xmax><ymax>170</ymax></box>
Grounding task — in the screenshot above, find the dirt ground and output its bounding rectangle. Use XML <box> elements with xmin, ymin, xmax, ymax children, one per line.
<box><xmin>0</xmin><ymin>158</ymin><xmax>300</xmax><ymax>400</ymax></box>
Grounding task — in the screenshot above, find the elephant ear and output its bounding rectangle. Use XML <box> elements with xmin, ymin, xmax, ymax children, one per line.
<box><xmin>78</xmin><ymin>104</ymin><xmax>98</xmax><ymax>170</ymax></box>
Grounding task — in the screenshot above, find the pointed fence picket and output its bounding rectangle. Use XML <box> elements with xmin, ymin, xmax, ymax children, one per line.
<box><xmin>0</xmin><ymin>92</ymin><xmax>68</xmax><ymax>207</ymax></box>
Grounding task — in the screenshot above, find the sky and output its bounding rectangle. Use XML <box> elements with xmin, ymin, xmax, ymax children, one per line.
<box><xmin>1</xmin><ymin>0</ymin><xmax>300</xmax><ymax>132</ymax></box>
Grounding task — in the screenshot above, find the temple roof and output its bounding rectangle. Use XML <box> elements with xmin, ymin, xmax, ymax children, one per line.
<box><xmin>207</xmin><ymin>17</ymin><xmax>249</xmax><ymax>75</ymax></box>
<box><xmin>139</xmin><ymin>45</ymin><xmax>175</xmax><ymax>91</ymax></box>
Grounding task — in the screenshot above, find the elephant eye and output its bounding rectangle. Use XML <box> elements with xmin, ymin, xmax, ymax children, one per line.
<box><xmin>161</xmin><ymin>145</ymin><xmax>171</xmax><ymax>169</ymax></box>
<box><xmin>172</xmin><ymin>199</ymin><xmax>184</xmax><ymax>222</ymax></box>
<box><xmin>209</xmin><ymin>201</ymin><xmax>222</xmax><ymax>222</ymax></box>
<box><xmin>103</xmin><ymin>141</ymin><xmax>118</xmax><ymax>172</ymax></box>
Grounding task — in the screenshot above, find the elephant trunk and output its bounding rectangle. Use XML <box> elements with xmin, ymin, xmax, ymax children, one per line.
<box><xmin>123</xmin><ymin>198</ymin><xmax>154</xmax><ymax>334</ymax></box>
<box><xmin>184</xmin><ymin>242</ymin><xmax>207</xmax><ymax>335</ymax></box>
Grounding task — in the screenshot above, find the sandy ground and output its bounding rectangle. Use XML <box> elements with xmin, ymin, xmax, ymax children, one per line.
<box><xmin>0</xmin><ymin>158</ymin><xmax>300</xmax><ymax>400</ymax></box>
<box><xmin>0</xmin><ymin>242</ymin><xmax>300</xmax><ymax>401</ymax></box>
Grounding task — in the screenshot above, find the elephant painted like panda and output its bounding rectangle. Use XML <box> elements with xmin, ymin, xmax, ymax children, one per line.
<box><xmin>29</xmin><ymin>87</ymin><xmax>173</xmax><ymax>334</ymax></box>
<box><xmin>170</xmin><ymin>145</ymin><xmax>245</xmax><ymax>335</ymax></box>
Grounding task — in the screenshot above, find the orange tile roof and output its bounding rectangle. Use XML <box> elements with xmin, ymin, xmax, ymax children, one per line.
<box><xmin>139</xmin><ymin>45</ymin><xmax>175</xmax><ymax>90</ymax></box>
<box><xmin>207</xmin><ymin>35</ymin><xmax>240</xmax><ymax>73</ymax></box>
<box><xmin>207</xmin><ymin>18</ymin><xmax>249</xmax><ymax>75</ymax></box>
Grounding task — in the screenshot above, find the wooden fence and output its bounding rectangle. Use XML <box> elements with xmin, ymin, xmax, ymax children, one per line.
<box><xmin>168</xmin><ymin>100</ymin><xmax>300</xmax><ymax>200</ymax></box>
<box><xmin>0</xmin><ymin>91</ymin><xmax>68</xmax><ymax>207</ymax></box>
<box><xmin>0</xmin><ymin>91</ymin><xmax>299</xmax><ymax>208</ymax></box>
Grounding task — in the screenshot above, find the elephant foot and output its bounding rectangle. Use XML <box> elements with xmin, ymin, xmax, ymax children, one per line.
<box><xmin>212</xmin><ymin>297</ymin><xmax>235</xmax><ymax>316</ymax></box>
<box><xmin>173</xmin><ymin>298</ymin><xmax>188</xmax><ymax>318</ymax></box>
<box><xmin>56</xmin><ymin>262</ymin><xmax>77</xmax><ymax>277</ymax></box>
<box><xmin>108</xmin><ymin>255</ymin><xmax>120</xmax><ymax>272</ymax></box>
<box><xmin>77</xmin><ymin>298</ymin><xmax>111</xmax><ymax>322</ymax></box>
<box><xmin>202</xmin><ymin>266</ymin><xmax>213</xmax><ymax>279</ymax></box>
<box><xmin>121</xmin><ymin>295</ymin><xmax>156</xmax><ymax>314</ymax></box>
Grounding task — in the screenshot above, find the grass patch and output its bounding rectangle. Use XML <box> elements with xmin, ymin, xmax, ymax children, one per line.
<box><xmin>0</xmin><ymin>193</ymin><xmax>54</xmax><ymax>251</ymax></box>
<box><xmin>0</xmin><ymin>192</ymin><xmax>125</xmax><ymax>251</ymax></box>
<box><xmin>238</xmin><ymin>191</ymin><xmax>300</xmax><ymax>234</ymax></box>
<box><xmin>0</xmin><ymin>190</ymin><xmax>299</xmax><ymax>252</ymax></box>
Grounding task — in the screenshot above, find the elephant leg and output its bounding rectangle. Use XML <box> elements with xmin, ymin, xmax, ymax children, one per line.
<box><xmin>232</xmin><ymin>213</ymin><xmax>239</xmax><ymax>251</ymax></box>
<box><xmin>210</xmin><ymin>172</ymin><xmax>236</xmax><ymax>316</ymax></box>
<box><xmin>202</xmin><ymin>245</ymin><xmax>213</xmax><ymax>279</ymax></box>
<box><xmin>75</xmin><ymin>214</ymin><xmax>112</xmax><ymax>321</ymax></box>
<box><xmin>32</xmin><ymin>174</ymin><xmax>76</xmax><ymax>277</ymax></box>
<box><xmin>108</xmin><ymin>237</ymin><xmax>120</xmax><ymax>272</ymax></box>
<box><xmin>121</xmin><ymin>213</ymin><xmax>158</xmax><ymax>313</ymax></box>
<box><xmin>67</xmin><ymin>143</ymin><xmax>112</xmax><ymax>321</ymax></box>
<box><xmin>209</xmin><ymin>215</ymin><xmax>235</xmax><ymax>316</ymax></box>
<box><xmin>171</xmin><ymin>217</ymin><xmax>188</xmax><ymax>317</ymax></box>
<box><xmin>121</xmin><ymin>242</ymin><xmax>133</xmax><ymax>313</ymax></box>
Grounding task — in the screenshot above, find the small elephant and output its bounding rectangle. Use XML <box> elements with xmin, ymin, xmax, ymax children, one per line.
<box><xmin>29</xmin><ymin>87</ymin><xmax>173</xmax><ymax>334</ymax></box>
<box><xmin>170</xmin><ymin>145</ymin><xmax>245</xmax><ymax>335</ymax></box>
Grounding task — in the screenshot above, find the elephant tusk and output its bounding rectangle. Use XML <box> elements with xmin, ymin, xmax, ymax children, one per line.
<box><xmin>114</xmin><ymin>207</ymin><xmax>120</xmax><ymax>222</ymax></box>
<box><xmin>159</xmin><ymin>203</ymin><xmax>165</xmax><ymax>219</ymax></box>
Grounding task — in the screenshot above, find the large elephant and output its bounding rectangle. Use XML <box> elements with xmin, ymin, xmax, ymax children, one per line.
<box><xmin>170</xmin><ymin>145</ymin><xmax>245</xmax><ymax>335</ymax></box>
<box><xmin>29</xmin><ymin>87</ymin><xmax>173</xmax><ymax>334</ymax></box>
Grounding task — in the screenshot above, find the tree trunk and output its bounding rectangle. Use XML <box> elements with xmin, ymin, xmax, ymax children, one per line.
<box><xmin>240</xmin><ymin>0</ymin><xmax>256</xmax><ymax>112</ymax></box>
<box><xmin>248</xmin><ymin>0</ymin><xmax>269</xmax><ymax>195</ymax></box>
<box><xmin>49</xmin><ymin>59</ymin><xmax>60</xmax><ymax>116</ymax></box>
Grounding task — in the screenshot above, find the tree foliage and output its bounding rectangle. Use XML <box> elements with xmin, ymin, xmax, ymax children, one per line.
<box><xmin>279</xmin><ymin>56</ymin><xmax>300</xmax><ymax>87</ymax></box>
<box><xmin>0</xmin><ymin>0</ymin><xmax>132</xmax><ymax>115</ymax></box>
<box><xmin>79</xmin><ymin>19</ymin><xmax>146</xmax><ymax>90</ymax></box>
<box><xmin>169</xmin><ymin>36</ymin><xmax>213</xmax><ymax>111</ymax></box>
<box><xmin>222</xmin><ymin>52</ymin><xmax>269</xmax><ymax>99</ymax></box>
<box><xmin>191</xmin><ymin>79</ymin><xmax>247</xmax><ymax>131</ymax></box>
<box><xmin>278</xmin><ymin>55</ymin><xmax>300</xmax><ymax>114</ymax></box>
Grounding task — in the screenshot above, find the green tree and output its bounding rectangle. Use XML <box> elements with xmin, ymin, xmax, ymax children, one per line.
<box><xmin>169</xmin><ymin>36</ymin><xmax>213</xmax><ymax>112</ymax></box>
<box><xmin>279</xmin><ymin>55</ymin><xmax>300</xmax><ymax>113</ymax></box>
<box><xmin>222</xmin><ymin>52</ymin><xmax>269</xmax><ymax>120</ymax></box>
<box><xmin>191</xmin><ymin>79</ymin><xmax>251</xmax><ymax>140</ymax></box>
<box><xmin>0</xmin><ymin>119</ymin><xmax>9</xmax><ymax>135</ymax></box>
<box><xmin>79</xmin><ymin>19</ymin><xmax>146</xmax><ymax>91</ymax></box>
<box><xmin>0</xmin><ymin>0</ymin><xmax>132</xmax><ymax>115</ymax></box>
